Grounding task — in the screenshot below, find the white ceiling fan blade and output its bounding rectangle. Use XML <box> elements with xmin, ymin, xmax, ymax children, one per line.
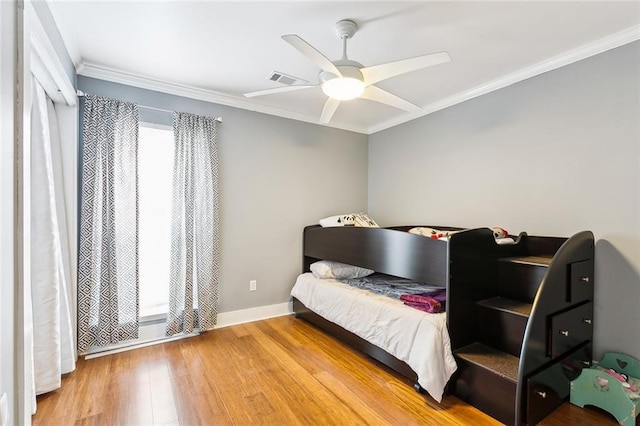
<box><xmin>360</xmin><ymin>85</ymin><xmax>421</xmax><ymax>112</ymax></box>
<box><xmin>244</xmin><ymin>85</ymin><xmax>316</xmax><ymax>98</ymax></box>
<box><xmin>320</xmin><ymin>97</ymin><xmax>340</xmax><ymax>124</ymax></box>
<box><xmin>360</xmin><ymin>51</ymin><xmax>451</xmax><ymax>85</ymax></box>
<box><xmin>282</xmin><ymin>34</ymin><xmax>342</xmax><ymax>77</ymax></box>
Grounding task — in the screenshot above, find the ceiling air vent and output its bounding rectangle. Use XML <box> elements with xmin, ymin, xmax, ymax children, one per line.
<box><xmin>267</xmin><ymin>71</ymin><xmax>307</xmax><ymax>86</ymax></box>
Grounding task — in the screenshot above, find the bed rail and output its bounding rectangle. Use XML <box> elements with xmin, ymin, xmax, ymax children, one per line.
<box><xmin>303</xmin><ymin>225</ymin><xmax>451</xmax><ymax>285</ymax></box>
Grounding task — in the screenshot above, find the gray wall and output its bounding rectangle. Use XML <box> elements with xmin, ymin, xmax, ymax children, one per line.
<box><xmin>368</xmin><ymin>42</ymin><xmax>640</xmax><ymax>359</ymax></box>
<box><xmin>78</xmin><ymin>76</ymin><xmax>369</xmax><ymax>313</ymax></box>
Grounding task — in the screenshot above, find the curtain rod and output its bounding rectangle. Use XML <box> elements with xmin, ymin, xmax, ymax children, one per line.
<box><xmin>76</xmin><ymin>90</ymin><xmax>222</xmax><ymax>123</ymax></box>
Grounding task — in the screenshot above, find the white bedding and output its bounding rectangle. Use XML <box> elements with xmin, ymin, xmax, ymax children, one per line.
<box><xmin>291</xmin><ymin>272</ymin><xmax>457</xmax><ymax>402</ymax></box>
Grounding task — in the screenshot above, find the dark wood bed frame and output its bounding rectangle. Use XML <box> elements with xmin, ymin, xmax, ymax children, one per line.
<box><xmin>292</xmin><ymin>224</ymin><xmax>595</xmax><ymax>425</ymax></box>
<box><xmin>295</xmin><ymin>224</ymin><xmax>522</xmax><ymax>390</ymax></box>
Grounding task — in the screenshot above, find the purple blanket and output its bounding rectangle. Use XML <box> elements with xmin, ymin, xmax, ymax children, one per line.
<box><xmin>400</xmin><ymin>289</ymin><xmax>447</xmax><ymax>313</ymax></box>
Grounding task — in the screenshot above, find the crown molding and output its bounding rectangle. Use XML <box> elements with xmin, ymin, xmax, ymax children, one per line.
<box><xmin>368</xmin><ymin>25</ymin><xmax>640</xmax><ymax>134</ymax></box>
<box><xmin>75</xmin><ymin>24</ymin><xmax>638</xmax><ymax>136</ymax></box>
<box><xmin>78</xmin><ymin>63</ymin><xmax>369</xmax><ymax>135</ymax></box>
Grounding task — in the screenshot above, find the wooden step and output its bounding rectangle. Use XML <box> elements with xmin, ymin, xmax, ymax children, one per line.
<box><xmin>477</xmin><ymin>296</ymin><xmax>533</xmax><ymax>317</ymax></box>
<box><xmin>498</xmin><ymin>256</ymin><xmax>551</xmax><ymax>303</ymax></box>
<box><xmin>476</xmin><ymin>297</ymin><xmax>532</xmax><ymax>356</ymax></box>
<box><xmin>452</xmin><ymin>342</ymin><xmax>520</xmax><ymax>424</ymax></box>
<box><xmin>502</xmin><ymin>255</ymin><xmax>553</xmax><ymax>267</ymax></box>
<box><xmin>455</xmin><ymin>342</ymin><xmax>520</xmax><ymax>382</ymax></box>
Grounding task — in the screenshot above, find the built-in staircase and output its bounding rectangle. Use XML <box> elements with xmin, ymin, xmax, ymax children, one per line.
<box><xmin>447</xmin><ymin>231</ymin><xmax>595</xmax><ymax>425</ymax></box>
<box><xmin>453</xmin><ymin>256</ymin><xmax>549</xmax><ymax>424</ymax></box>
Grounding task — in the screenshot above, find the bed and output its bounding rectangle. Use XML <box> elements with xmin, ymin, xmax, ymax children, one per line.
<box><xmin>291</xmin><ymin>224</ymin><xmax>597</xmax><ymax>424</ymax></box>
<box><xmin>291</xmin><ymin>272</ymin><xmax>456</xmax><ymax>401</ymax></box>
<box><xmin>291</xmin><ymin>224</ymin><xmax>527</xmax><ymax>402</ymax></box>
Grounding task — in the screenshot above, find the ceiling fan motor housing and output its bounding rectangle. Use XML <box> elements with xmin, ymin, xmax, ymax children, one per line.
<box><xmin>319</xmin><ymin>60</ymin><xmax>365</xmax><ymax>84</ymax></box>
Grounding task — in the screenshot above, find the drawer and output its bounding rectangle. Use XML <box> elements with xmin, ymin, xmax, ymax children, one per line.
<box><xmin>569</xmin><ymin>260</ymin><xmax>593</xmax><ymax>304</ymax></box>
<box><xmin>550</xmin><ymin>302</ymin><xmax>593</xmax><ymax>358</ymax></box>
<box><xmin>527</xmin><ymin>379</ymin><xmax>564</xmax><ymax>426</ymax></box>
<box><xmin>527</xmin><ymin>343</ymin><xmax>591</xmax><ymax>425</ymax></box>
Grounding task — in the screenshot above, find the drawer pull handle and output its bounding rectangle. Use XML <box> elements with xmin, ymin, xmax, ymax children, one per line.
<box><xmin>583</xmin><ymin>318</ymin><xmax>592</xmax><ymax>324</ymax></box>
<box><xmin>536</xmin><ymin>391</ymin><xmax>547</xmax><ymax>399</ymax></box>
<box><xmin>559</xmin><ymin>330</ymin><xmax>569</xmax><ymax>336</ymax></box>
<box><xmin>580</xmin><ymin>276</ymin><xmax>590</xmax><ymax>283</ymax></box>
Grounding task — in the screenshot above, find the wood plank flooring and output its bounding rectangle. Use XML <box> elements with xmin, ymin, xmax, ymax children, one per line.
<box><xmin>33</xmin><ymin>315</ymin><xmax>621</xmax><ymax>425</ymax></box>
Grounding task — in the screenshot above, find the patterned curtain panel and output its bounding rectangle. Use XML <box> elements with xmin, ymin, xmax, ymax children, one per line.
<box><xmin>166</xmin><ymin>112</ymin><xmax>220</xmax><ymax>336</ymax></box>
<box><xmin>77</xmin><ymin>94</ymin><xmax>139</xmax><ymax>352</ymax></box>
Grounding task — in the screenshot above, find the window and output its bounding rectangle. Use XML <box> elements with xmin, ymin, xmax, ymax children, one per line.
<box><xmin>138</xmin><ymin>124</ymin><xmax>174</xmax><ymax>318</ymax></box>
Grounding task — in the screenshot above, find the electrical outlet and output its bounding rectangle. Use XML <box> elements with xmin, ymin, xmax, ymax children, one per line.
<box><xmin>249</xmin><ymin>280</ymin><xmax>257</xmax><ymax>291</ymax></box>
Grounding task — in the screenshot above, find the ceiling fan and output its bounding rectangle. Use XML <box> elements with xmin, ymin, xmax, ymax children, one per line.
<box><xmin>244</xmin><ymin>19</ymin><xmax>451</xmax><ymax>124</ymax></box>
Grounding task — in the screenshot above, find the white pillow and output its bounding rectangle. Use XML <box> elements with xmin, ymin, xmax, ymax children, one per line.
<box><xmin>310</xmin><ymin>260</ymin><xmax>374</xmax><ymax>280</ymax></box>
<box><xmin>319</xmin><ymin>214</ymin><xmax>355</xmax><ymax>227</ymax></box>
<box><xmin>318</xmin><ymin>213</ymin><xmax>379</xmax><ymax>228</ymax></box>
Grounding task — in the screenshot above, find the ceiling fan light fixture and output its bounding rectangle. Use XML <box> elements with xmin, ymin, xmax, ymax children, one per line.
<box><xmin>322</xmin><ymin>77</ymin><xmax>365</xmax><ymax>101</ymax></box>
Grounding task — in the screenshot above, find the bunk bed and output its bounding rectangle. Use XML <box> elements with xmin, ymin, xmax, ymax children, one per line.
<box><xmin>291</xmin><ymin>224</ymin><xmax>595</xmax><ymax>425</ymax></box>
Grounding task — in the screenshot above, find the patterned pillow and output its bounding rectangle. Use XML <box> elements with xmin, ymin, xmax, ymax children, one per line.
<box><xmin>409</xmin><ymin>227</ymin><xmax>458</xmax><ymax>239</ymax></box>
<box><xmin>352</xmin><ymin>212</ymin><xmax>379</xmax><ymax>228</ymax></box>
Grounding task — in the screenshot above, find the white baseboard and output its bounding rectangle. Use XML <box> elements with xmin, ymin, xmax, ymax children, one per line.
<box><xmin>215</xmin><ymin>301</ymin><xmax>293</xmax><ymax>329</ymax></box>
<box><xmin>84</xmin><ymin>332</ymin><xmax>198</xmax><ymax>359</ymax></box>
<box><xmin>84</xmin><ymin>301</ymin><xmax>294</xmax><ymax>358</ymax></box>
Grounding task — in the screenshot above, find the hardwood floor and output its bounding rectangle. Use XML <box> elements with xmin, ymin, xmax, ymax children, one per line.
<box><xmin>33</xmin><ymin>315</ymin><xmax>621</xmax><ymax>425</ymax></box>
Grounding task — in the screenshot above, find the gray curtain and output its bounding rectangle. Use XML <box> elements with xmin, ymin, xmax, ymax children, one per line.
<box><xmin>166</xmin><ymin>112</ymin><xmax>220</xmax><ymax>336</ymax></box>
<box><xmin>77</xmin><ymin>94</ymin><xmax>139</xmax><ymax>352</ymax></box>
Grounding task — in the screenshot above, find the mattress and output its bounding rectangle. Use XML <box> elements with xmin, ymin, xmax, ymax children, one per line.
<box><xmin>290</xmin><ymin>272</ymin><xmax>457</xmax><ymax>402</ymax></box>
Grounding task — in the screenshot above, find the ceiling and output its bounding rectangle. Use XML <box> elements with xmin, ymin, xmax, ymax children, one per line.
<box><xmin>47</xmin><ymin>1</ymin><xmax>640</xmax><ymax>134</ymax></box>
